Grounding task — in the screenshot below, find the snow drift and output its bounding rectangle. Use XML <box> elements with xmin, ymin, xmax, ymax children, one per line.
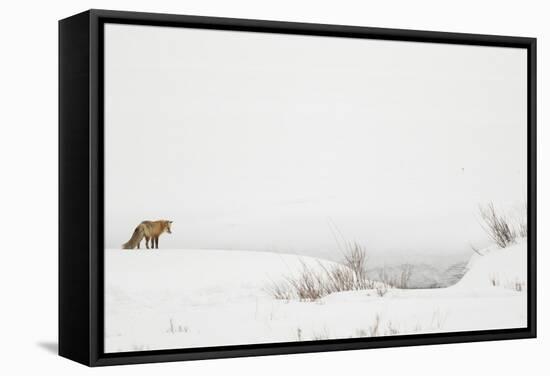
<box><xmin>104</xmin><ymin>242</ymin><xmax>527</xmax><ymax>353</ymax></box>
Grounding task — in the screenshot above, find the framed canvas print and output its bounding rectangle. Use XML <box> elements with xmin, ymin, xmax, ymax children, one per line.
<box><xmin>59</xmin><ymin>9</ymin><xmax>536</xmax><ymax>366</ymax></box>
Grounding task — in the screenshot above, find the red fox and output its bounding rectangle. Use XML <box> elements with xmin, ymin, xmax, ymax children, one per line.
<box><xmin>122</xmin><ymin>220</ymin><xmax>172</xmax><ymax>250</ymax></box>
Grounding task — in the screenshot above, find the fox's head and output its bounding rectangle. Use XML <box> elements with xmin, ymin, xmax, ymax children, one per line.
<box><xmin>164</xmin><ymin>220</ymin><xmax>173</xmax><ymax>234</ymax></box>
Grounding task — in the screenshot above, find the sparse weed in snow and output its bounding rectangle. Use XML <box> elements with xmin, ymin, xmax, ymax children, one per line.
<box><xmin>268</xmin><ymin>242</ymin><xmax>378</xmax><ymax>301</ymax></box>
<box><xmin>266</xmin><ymin>282</ymin><xmax>294</xmax><ymax>301</ymax></box>
<box><xmin>354</xmin><ymin>310</ymin><xmax>449</xmax><ymax>339</ymax></box>
<box><xmin>341</xmin><ymin>242</ymin><xmax>370</xmax><ymax>288</ymax></box>
<box><xmin>286</xmin><ymin>261</ymin><xmax>326</xmax><ymax>301</ymax></box>
<box><xmin>312</xmin><ymin>327</ymin><xmax>331</xmax><ymax>341</ymax></box>
<box><xmin>369</xmin><ymin>314</ymin><xmax>381</xmax><ymax>336</ymax></box>
<box><xmin>479</xmin><ymin>202</ymin><xmax>526</xmax><ymax>248</ymax></box>
<box><xmin>513</xmin><ymin>281</ymin><xmax>524</xmax><ymax>292</ymax></box>
<box><xmin>167</xmin><ymin>318</ymin><xmax>188</xmax><ymax>334</ymax></box>
<box><xmin>489</xmin><ymin>274</ymin><xmax>525</xmax><ymax>292</ymax></box>
<box><xmin>296</xmin><ymin>327</ymin><xmax>303</xmax><ymax>341</ymax></box>
<box><xmin>386</xmin><ymin>321</ymin><xmax>400</xmax><ymax>335</ymax></box>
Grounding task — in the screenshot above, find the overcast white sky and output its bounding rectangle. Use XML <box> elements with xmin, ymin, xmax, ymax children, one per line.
<box><xmin>104</xmin><ymin>23</ymin><xmax>527</xmax><ymax>259</ymax></box>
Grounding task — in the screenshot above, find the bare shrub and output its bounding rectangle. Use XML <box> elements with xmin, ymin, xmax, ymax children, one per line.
<box><xmin>320</xmin><ymin>263</ymin><xmax>358</xmax><ymax>293</ymax></box>
<box><xmin>286</xmin><ymin>261</ymin><xmax>326</xmax><ymax>301</ymax></box>
<box><xmin>267</xmin><ymin>281</ymin><xmax>294</xmax><ymax>300</ymax></box>
<box><xmin>341</xmin><ymin>242</ymin><xmax>369</xmax><ymax>288</ymax></box>
<box><xmin>319</xmin><ymin>242</ymin><xmax>375</xmax><ymax>293</ymax></box>
<box><xmin>268</xmin><ymin>242</ymin><xmax>376</xmax><ymax>301</ymax></box>
<box><xmin>479</xmin><ymin>202</ymin><xmax>517</xmax><ymax>248</ymax></box>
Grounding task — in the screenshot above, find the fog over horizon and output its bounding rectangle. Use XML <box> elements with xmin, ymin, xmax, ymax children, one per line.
<box><xmin>104</xmin><ymin>24</ymin><xmax>527</xmax><ymax>262</ymax></box>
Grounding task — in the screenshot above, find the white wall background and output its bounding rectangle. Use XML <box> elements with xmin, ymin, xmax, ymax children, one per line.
<box><xmin>0</xmin><ymin>0</ymin><xmax>546</xmax><ymax>375</ymax></box>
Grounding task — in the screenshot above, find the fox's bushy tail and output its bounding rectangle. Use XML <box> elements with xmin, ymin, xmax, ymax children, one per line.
<box><xmin>122</xmin><ymin>225</ymin><xmax>144</xmax><ymax>249</ymax></box>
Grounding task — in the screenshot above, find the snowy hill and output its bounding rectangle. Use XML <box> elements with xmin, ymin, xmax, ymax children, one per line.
<box><xmin>104</xmin><ymin>244</ymin><xmax>527</xmax><ymax>353</ymax></box>
<box><xmin>453</xmin><ymin>240</ymin><xmax>527</xmax><ymax>291</ymax></box>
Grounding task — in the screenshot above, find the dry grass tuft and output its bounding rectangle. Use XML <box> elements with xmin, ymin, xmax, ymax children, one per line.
<box><xmin>268</xmin><ymin>242</ymin><xmax>378</xmax><ymax>301</ymax></box>
<box><xmin>479</xmin><ymin>202</ymin><xmax>527</xmax><ymax>248</ymax></box>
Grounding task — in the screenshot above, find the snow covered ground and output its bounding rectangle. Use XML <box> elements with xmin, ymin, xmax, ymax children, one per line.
<box><xmin>104</xmin><ymin>241</ymin><xmax>527</xmax><ymax>353</ymax></box>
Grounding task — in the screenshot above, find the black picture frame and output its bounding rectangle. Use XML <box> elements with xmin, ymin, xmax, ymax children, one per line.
<box><xmin>59</xmin><ymin>9</ymin><xmax>537</xmax><ymax>367</ymax></box>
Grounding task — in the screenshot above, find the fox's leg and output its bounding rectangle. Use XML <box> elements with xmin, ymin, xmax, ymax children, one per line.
<box><xmin>154</xmin><ymin>236</ymin><xmax>159</xmax><ymax>249</ymax></box>
<box><xmin>145</xmin><ymin>236</ymin><xmax>150</xmax><ymax>249</ymax></box>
